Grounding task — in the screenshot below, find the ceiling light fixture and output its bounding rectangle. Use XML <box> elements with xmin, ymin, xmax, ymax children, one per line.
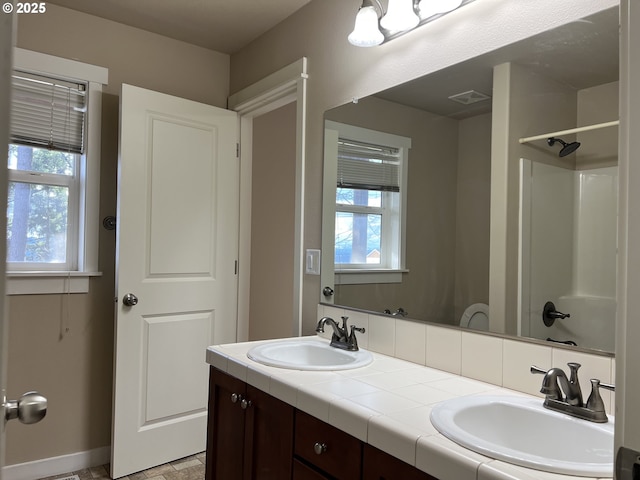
<box><xmin>348</xmin><ymin>0</ymin><xmax>475</xmax><ymax>48</ymax></box>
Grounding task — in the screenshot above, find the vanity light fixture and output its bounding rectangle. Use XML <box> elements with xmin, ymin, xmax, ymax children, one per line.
<box><xmin>348</xmin><ymin>0</ymin><xmax>475</xmax><ymax>47</ymax></box>
<box><xmin>419</xmin><ymin>0</ymin><xmax>464</xmax><ymax>18</ymax></box>
<box><xmin>380</xmin><ymin>0</ymin><xmax>420</xmax><ymax>32</ymax></box>
<box><xmin>348</xmin><ymin>2</ymin><xmax>385</xmax><ymax>47</ymax></box>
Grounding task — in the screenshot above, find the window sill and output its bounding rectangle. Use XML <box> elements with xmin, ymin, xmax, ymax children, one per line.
<box><xmin>334</xmin><ymin>268</ymin><xmax>408</xmax><ymax>285</ymax></box>
<box><xmin>6</xmin><ymin>271</ymin><xmax>103</xmax><ymax>295</ymax></box>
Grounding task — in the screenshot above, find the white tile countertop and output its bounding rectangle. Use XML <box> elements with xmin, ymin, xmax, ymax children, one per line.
<box><xmin>206</xmin><ymin>335</ymin><xmax>613</xmax><ymax>480</ymax></box>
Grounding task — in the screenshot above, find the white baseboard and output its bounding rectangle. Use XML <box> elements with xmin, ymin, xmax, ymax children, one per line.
<box><xmin>3</xmin><ymin>446</ymin><xmax>111</xmax><ymax>480</ymax></box>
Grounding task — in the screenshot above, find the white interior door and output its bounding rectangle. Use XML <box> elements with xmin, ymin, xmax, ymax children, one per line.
<box><xmin>112</xmin><ymin>84</ymin><xmax>239</xmax><ymax>478</ymax></box>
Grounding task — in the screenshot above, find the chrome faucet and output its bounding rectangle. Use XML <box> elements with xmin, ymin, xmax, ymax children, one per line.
<box><xmin>316</xmin><ymin>316</ymin><xmax>365</xmax><ymax>351</ymax></box>
<box><xmin>531</xmin><ymin>363</ymin><xmax>615</xmax><ymax>423</ymax></box>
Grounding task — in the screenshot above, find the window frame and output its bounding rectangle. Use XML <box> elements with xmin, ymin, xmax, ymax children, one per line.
<box><xmin>325</xmin><ymin>121</ymin><xmax>411</xmax><ymax>285</ymax></box>
<box><xmin>7</xmin><ymin>49</ymin><xmax>108</xmax><ymax>294</ymax></box>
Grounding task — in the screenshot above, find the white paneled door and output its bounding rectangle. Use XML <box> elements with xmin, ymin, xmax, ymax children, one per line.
<box><xmin>112</xmin><ymin>85</ymin><xmax>239</xmax><ymax>478</ymax></box>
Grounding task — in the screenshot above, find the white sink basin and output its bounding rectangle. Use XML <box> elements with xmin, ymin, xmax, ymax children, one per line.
<box><xmin>430</xmin><ymin>395</ymin><xmax>614</xmax><ymax>477</ymax></box>
<box><xmin>247</xmin><ymin>338</ymin><xmax>373</xmax><ymax>371</ymax></box>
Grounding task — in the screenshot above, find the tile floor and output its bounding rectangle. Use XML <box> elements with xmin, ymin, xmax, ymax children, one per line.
<box><xmin>38</xmin><ymin>452</ymin><xmax>206</xmax><ymax>480</ymax></box>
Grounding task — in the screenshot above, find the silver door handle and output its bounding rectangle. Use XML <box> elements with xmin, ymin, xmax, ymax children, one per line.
<box><xmin>122</xmin><ymin>293</ymin><xmax>138</xmax><ymax>307</ymax></box>
<box><xmin>5</xmin><ymin>391</ymin><xmax>47</xmax><ymax>424</ymax></box>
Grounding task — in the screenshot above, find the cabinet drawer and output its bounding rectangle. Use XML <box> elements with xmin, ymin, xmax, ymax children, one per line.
<box><xmin>295</xmin><ymin>410</ymin><xmax>362</xmax><ymax>480</ymax></box>
<box><xmin>292</xmin><ymin>459</ymin><xmax>331</xmax><ymax>480</ymax></box>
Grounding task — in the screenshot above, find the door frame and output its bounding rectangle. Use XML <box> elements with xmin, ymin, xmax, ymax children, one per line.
<box><xmin>229</xmin><ymin>58</ymin><xmax>308</xmax><ymax>340</ymax></box>
<box><xmin>0</xmin><ymin>8</ymin><xmax>14</xmax><ymax>474</ymax></box>
<box><xmin>615</xmin><ymin>0</ymin><xmax>640</xmax><ymax>456</ymax></box>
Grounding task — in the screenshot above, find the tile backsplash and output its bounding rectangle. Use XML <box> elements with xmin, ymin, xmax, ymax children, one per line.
<box><xmin>318</xmin><ymin>304</ymin><xmax>615</xmax><ymax>415</ymax></box>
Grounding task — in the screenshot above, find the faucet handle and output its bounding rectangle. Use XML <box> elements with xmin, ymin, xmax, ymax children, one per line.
<box><xmin>340</xmin><ymin>316</ymin><xmax>349</xmax><ymax>330</ymax></box>
<box><xmin>599</xmin><ymin>381</ymin><xmax>615</xmax><ymax>392</ymax></box>
<box><xmin>586</xmin><ymin>379</ymin><xmax>615</xmax><ymax>413</ymax></box>
<box><xmin>530</xmin><ymin>365</ymin><xmax>547</xmax><ymax>375</ymax></box>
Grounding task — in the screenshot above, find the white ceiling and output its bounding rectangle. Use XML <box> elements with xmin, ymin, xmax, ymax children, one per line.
<box><xmin>375</xmin><ymin>8</ymin><xmax>619</xmax><ymax>119</ymax></box>
<box><xmin>46</xmin><ymin>0</ymin><xmax>312</xmax><ymax>54</ymax></box>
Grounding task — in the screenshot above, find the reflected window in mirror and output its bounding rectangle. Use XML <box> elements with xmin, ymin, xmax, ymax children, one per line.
<box><xmin>325</xmin><ymin>121</ymin><xmax>411</xmax><ymax>284</ymax></box>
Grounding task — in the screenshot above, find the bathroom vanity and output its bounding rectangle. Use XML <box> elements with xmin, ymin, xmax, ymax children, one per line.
<box><xmin>206</xmin><ymin>366</ymin><xmax>432</xmax><ymax>479</ymax></box>
<box><xmin>205</xmin><ymin>336</ymin><xmax>614</xmax><ymax>480</ymax></box>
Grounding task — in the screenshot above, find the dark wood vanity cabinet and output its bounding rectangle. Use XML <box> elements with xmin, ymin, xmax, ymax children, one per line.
<box><xmin>363</xmin><ymin>444</ymin><xmax>437</xmax><ymax>480</ymax></box>
<box><xmin>206</xmin><ymin>367</ymin><xmax>438</xmax><ymax>480</ymax></box>
<box><xmin>206</xmin><ymin>367</ymin><xmax>295</xmax><ymax>480</ymax></box>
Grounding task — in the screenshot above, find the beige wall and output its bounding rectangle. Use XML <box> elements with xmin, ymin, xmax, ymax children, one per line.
<box><xmin>577</xmin><ymin>81</ymin><xmax>619</xmax><ymax>168</ymax></box>
<box><xmin>249</xmin><ymin>102</ymin><xmax>297</xmax><ymax>340</ymax></box>
<box><xmin>454</xmin><ymin>113</ymin><xmax>492</xmax><ymax>322</ymax></box>
<box><xmin>7</xmin><ymin>5</ymin><xmax>230</xmax><ymax>465</ymax></box>
<box><xmin>16</xmin><ymin>4</ymin><xmax>229</xmax><ymax>105</ymax></box>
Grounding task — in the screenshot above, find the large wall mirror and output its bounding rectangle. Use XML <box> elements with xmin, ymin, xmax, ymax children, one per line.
<box><xmin>321</xmin><ymin>6</ymin><xmax>619</xmax><ymax>354</ymax></box>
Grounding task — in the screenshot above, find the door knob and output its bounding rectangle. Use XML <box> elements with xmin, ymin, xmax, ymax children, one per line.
<box><xmin>5</xmin><ymin>391</ymin><xmax>47</xmax><ymax>424</ymax></box>
<box><xmin>122</xmin><ymin>293</ymin><xmax>139</xmax><ymax>307</ymax></box>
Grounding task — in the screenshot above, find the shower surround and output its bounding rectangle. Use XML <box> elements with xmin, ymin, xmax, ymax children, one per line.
<box><xmin>519</xmin><ymin>160</ymin><xmax>618</xmax><ymax>351</ymax></box>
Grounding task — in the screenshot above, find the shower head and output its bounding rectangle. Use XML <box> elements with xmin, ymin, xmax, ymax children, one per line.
<box><xmin>547</xmin><ymin>137</ymin><xmax>581</xmax><ymax>157</ymax></box>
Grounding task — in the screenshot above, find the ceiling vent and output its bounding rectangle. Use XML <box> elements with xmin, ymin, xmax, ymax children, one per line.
<box><xmin>448</xmin><ymin>90</ymin><xmax>491</xmax><ymax>105</ymax></box>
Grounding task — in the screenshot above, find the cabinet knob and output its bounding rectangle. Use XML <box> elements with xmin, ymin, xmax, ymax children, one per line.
<box><xmin>313</xmin><ymin>442</ymin><xmax>328</xmax><ymax>455</ymax></box>
<box><xmin>230</xmin><ymin>393</ymin><xmax>240</xmax><ymax>403</ymax></box>
<box><xmin>240</xmin><ymin>398</ymin><xmax>252</xmax><ymax>410</ymax></box>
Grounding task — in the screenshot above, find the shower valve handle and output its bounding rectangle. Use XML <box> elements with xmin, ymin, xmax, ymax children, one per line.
<box><xmin>543</xmin><ymin>301</ymin><xmax>570</xmax><ymax>327</ymax></box>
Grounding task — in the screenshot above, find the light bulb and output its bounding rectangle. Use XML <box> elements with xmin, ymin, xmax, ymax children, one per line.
<box><xmin>348</xmin><ymin>6</ymin><xmax>384</xmax><ymax>47</ymax></box>
<box><xmin>419</xmin><ymin>0</ymin><xmax>464</xmax><ymax>18</ymax></box>
<box><xmin>380</xmin><ymin>0</ymin><xmax>420</xmax><ymax>33</ymax></box>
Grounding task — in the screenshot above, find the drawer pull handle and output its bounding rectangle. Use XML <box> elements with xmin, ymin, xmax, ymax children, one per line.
<box><xmin>313</xmin><ymin>442</ymin><xmax>328</xmax><ymax>455</ymax></box>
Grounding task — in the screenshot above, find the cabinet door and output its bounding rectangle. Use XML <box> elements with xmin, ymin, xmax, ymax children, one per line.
<box><xmin>362</xmin><ymin>444</ymin><xmax>437</xmax><ymax>480</ymax></box>
<box><xmin>206</xmin><ymin>367</ymin><xmax>247</xmax><ymax>480</ymax></box>
<box><xmin>244</xmin><ymin>384</ymin><xmax>294</xmax><ymax>480</ymax></box>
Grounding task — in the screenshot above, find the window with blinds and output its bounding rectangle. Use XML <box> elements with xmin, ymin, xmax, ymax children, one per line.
<box><xmin>7</xmin><ymin>70</ymin><xmax>87</xmax><ymax>271</ymax></box>
<box><xmin>334</xmin><ymin>134</ymin><xmax>406</xmax><ymax>269</ymax></box>
<box><xmin>10</xmin><ymin>71</ymin><xmax>87</xmax><ymax>154</ymax></box>
<box><xmin>337</xmin><ymin>138</ymin><xmax>401</xmax><ymax>192</ymax></box>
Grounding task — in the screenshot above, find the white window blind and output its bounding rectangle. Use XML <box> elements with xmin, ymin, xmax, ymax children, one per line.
<box><xmin>10</xmin><ymin>71</ymin><xmax>87</xmax><ymax>154</ymax></box>
<box><xmin>337</xmin><ymin>138</ymin><xmax>401</xmax><ymax>192</ymax></box>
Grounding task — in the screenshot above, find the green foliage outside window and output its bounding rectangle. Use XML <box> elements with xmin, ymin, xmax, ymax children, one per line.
<box><xmin>7</xmin><ymin>144</ymin><xmax>74</xmax><ymax>264</ymax></box>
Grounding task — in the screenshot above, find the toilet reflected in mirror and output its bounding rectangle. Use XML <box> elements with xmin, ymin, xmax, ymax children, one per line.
<box><xmin>459</xmin><ymin>303</ymin><xmax>489</xmax><ymax>331</ymax></box>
